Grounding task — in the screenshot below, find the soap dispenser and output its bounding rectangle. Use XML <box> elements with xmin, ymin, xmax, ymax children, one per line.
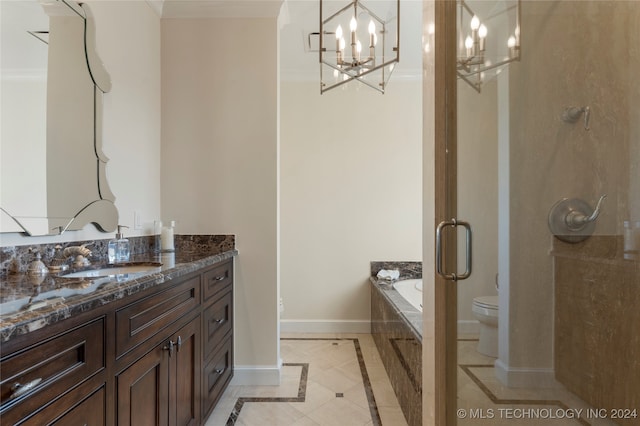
<box><xmin>109</xmin><ymin>225</ymin><xmax>130</xmax><ymax>263</ymax></box>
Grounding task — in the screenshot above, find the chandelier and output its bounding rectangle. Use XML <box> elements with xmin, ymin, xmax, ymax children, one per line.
<box><xmin>457</xmin><ymin>0</ymin><xmax>521</xmax><ymax>92</ymax></box>
<box><xmin>319</xmin><ymin>0</ymin><xmax>399</xmax><ymax>94</ymax></box>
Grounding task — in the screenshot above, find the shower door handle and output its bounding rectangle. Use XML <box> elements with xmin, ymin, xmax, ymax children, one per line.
<box><xmin>436</xmin><ymin>219</ymin><xmax>472</xmax><ymax>281</ymax></box>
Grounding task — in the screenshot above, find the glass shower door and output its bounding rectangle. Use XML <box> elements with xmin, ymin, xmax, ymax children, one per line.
<box><xmin>443</xmin><ymin>0</ymin><xmax>640</xmax><ymax>424</ymax></box>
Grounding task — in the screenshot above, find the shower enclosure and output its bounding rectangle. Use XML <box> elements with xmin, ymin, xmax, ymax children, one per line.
<box><xmin>431</xmin><ymin>0</ymin><xmax>640</xmax><ymax>424</ymax></box>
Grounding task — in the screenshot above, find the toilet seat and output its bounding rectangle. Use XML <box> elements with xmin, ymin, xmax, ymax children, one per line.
<box><xmin>473</xmin><ymin>296</ymin><xmax>498</xmax><ymax>310</ymax></box>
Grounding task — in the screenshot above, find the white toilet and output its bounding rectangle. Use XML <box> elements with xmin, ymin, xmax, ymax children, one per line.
<box><xmin>472</xmin><ymin>295</ymin><xmax>499</xmax><ymax>357</ymax></box>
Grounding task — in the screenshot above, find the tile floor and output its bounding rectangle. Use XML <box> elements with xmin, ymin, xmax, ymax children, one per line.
<box><xmin>207</xmin><ymin>334</ymin><xmax>626</xmax><ymax>426</ymax></box>
<box><xmin>457</xmin><ymin>338</ymin><xmax>621</xmax><ymax>426</ymax></box>
<box><xmin>205</xmin><ymin>333</ymin><xmax>409</xmax><ymax>426</ymax></box>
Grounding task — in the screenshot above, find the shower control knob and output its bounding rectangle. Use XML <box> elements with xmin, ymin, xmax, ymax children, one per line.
<box><xmin>548</xmin><ymin>195</ymin><xmax>607</xmax><ymax>243</ymax></box>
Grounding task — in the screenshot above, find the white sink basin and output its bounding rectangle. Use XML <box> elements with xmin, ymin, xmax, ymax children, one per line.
<box><xmin>62</xmin><ymin>263</ymin><xmax>162</xmax><ymax>278</ymax></box>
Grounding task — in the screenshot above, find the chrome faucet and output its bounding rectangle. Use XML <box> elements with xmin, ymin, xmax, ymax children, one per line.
<box><xmin>564</xmin><ymin>194</ymin><xmax>607</xmax><ymax>230</ymax></box>
<box><xmin>548</xmin><ymin>194</ymin><xmax>607</xmax><ymax>243</ymax></box>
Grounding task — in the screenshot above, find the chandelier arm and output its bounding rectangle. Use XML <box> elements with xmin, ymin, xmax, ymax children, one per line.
<box><xmin>457</xmin><ymin>71</ymin><xmax>482</xmax><ymax>93</ymax></box>
<box><xmin>458</xmin><ymin>55</ymin><xmax>520</xmax><ymax>78</ymax></box>
<box><xmin>321</xmin><ymin>74</ymin><xmax>385</xmax><ymax>94</ymax></box>
<box><xmin>322</xmin><ymin>1</ymin><xmax>358</xmax><ymax>25</ymax></box>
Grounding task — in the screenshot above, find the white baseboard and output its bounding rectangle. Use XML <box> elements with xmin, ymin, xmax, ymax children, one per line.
<box><xmin>280</xmin><ymin>319</ymin><xmax>371</xmax><ymax>334</ymax></box>
<box><xmin>457</xmin><ymin>320</ymin><xmax>480</xmax><ymax>335</ymax></box>
<box><xmin>494</xmin><ymin>359</ymin><xmax>560</xmax><ymax>388</ymax></box>
<box><xmin>231</xmin><ymin>363</ymin><xmax>282</xmax><ymax>386</ymax></box>
<box><xmin>280</xmin><ymin>319</ymin><xmax>478</xmax><ymax>335</ymax></box>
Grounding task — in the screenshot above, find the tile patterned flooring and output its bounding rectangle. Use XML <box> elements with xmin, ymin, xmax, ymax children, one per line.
<box><xmin>205</xmin><ymin>333</ymin><xmax>409</xmax><ymax>426</ymax></box>
<box><xmin>457</xmin><ymin>338</ymin><xmax>621</xmax><ymax>426</ymax></box>
<box><xmin>207</xmin><ymin>334</ymin><xmax>625</xmax><ymax>426</ymax></box>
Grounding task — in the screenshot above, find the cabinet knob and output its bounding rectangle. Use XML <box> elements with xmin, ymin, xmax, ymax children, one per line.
<box><xmin>10</xmin><ymin>378</ymin><xmax>42</xmax><ymax>399</ymax></box>
<box><xmin>163</xmin><ymin>340</ymin><xmax>175</xmax><ymax>357</ymax></box>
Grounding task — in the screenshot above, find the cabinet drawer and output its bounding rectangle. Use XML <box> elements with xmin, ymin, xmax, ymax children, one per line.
<box><xmin>22</xmin><ymin>382</ymin><xmax>106</xmax><ymax>426</ymax></box>
<box><xmin>203</xmin><ymin>289</ymin><xmax>233</xmax><ymax>360</ymax></box>
<box><xmin>202</xmin><ymin>335</ymin><xmax>233</xmax><ymax>418</ymax></box>
<box><xmin>116</xmin><ymin>276</ymin><xmax>200</xmax><ymax>358</ymax></box>
<box><xmin>0</xmin><ymin>318</ymin><xmax>105</xmax><ymax>422</ymax></box>
<box><xmin>203</xmin><ymin>260</ymin><xmax>233</xmax><ymax>301</ymax></box>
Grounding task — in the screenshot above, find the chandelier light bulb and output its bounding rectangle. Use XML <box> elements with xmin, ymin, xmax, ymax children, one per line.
<box><xmin>336</xmin><ymin>25</ymin><xmax>343</xmax><ymax>40</ymax></box>
<box><xmin>507</xmin><ymin>36</ymin><xmax>516</xmax><ymax>48</ymax></box>
<box><xmin>350</xmin><ymin>16</ymin><xmax>357</xmax><ymax>32</ymax></box>
<box><xmin>478</xmin><ymin>24</ymin><xmax>487</xmax><ymax>39</ymax></box>
<box><xmin>428</xmin><ymin>23</ymin><xmax>435</xmax><ymax>35</ymax></box>
<box><xmin>339</xmin><ymin>37</ymin><xmax>346</xmax><ymax>50</ymax></box>
<box><xmin>368</xmin><ymin>20</ymin><xmax>375</xmax><ymax>35</ymax></box>
<box><xmin>465</xmin><ymin>35</ymin><xmax>474</xmax><ymax>57</ymax></box>
<box><xmin>465</xmin><ymin>35</ymin><xmax>474</xmax><ymax>49</ymax></box>
<box><xmin>470</xmin><ymin>15</ymin><xmax>480</xmax><ymax>31</ymax></box>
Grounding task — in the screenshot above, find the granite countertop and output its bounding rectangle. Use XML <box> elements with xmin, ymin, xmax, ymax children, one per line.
<box><xmin>0</xmin><ymin>240</ymin><xmax>237</xmax><ymax>343</ymax></box>
<box><xmin>369</xmin><ymin>261</ymin><xmax>423</xmax><ymax>341</ymax></box>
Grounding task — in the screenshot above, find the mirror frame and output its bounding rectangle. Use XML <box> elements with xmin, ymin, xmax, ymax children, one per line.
<box><xmin>0</xmin><ymin>0</ymin><xmax>118</xmax><ymax>236</ymax></box>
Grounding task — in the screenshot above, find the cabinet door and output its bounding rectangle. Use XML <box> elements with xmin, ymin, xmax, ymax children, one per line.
<box><xmin>170</xmin><ymin>318</ymin><xmax>201</xmax><ymax>426</ymax></box>
<box><xmin>116</xmin><ymin>345</ymin><xmax>169</xmax><ymax>426</ymax></box>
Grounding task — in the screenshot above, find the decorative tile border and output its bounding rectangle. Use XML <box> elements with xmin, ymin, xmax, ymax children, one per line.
<box><xmin>459</xmin><ymin>365</ymin><xmax>591</xmax><ymax>426</ymax></box>
<box><xmin>226</xmin><ymin>338</ymin><xmax>382</xmax><ymax>426</ymax></box>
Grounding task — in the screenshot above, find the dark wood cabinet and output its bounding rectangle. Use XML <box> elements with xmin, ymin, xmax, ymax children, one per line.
<box><xmin>0</xmin><ymin>258</ymin><xmax>234</xmax><ymax>426</ymax></box>
<box><xmin>117</xmin><ymin>343</ymin><xmax>169</xmax><ymax>426</ymax></box>
<box><xmin>116</xmin><ymin>317</ymin><xmax>200</xmax><ymax>426</ymax></box>
<box><xmin>0</xmin><ymin>317</ymin><xmax>107</xmax><ymax>425</ymax></box>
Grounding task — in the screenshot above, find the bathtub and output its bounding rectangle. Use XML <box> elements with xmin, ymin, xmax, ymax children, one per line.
<box><xmin>392</xmin><ymin>279</ymin><xmax>423</xmax><ymax>312</ymax></box>
<box><xmin>370</xmin><ymin>278</ymin><xmax>422</xmax><ymax>426</ymax></box>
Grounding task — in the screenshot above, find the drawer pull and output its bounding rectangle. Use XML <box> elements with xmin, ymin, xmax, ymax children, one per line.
<box><xmin>214</xmin><ymin>318</ymin><xmax>225</xmax><ymax>324</ymax></box>
<box><xmin>211</xmin><ymin>276</ymin><xmax>225</xmax><ymax>282</ymax></box>
<box><xmin>215</xmin><ymin>368</ymin><xmax>225</xmax><ymax>375</ymax></box>
<box><xmin>176</xmin><ymin>336</ymin><xmax>182</xmax><ymax>352</ymax></box>
<box><xmin>10</xmin><ymin>378</ymin><xmax>42</xmax><ymax>399</ymax></box>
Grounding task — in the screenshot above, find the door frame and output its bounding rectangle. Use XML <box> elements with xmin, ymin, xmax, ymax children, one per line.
<box><xmin>424</xmin><ymin>0</ymin><xmax>459</xmax><ymax>424</ymax></box>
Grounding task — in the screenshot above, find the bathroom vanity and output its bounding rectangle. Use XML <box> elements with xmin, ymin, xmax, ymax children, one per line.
<box><xmin>0</xmin><ymin>238</ymin><xmax>236</xmax><ymax>425</ymax></box>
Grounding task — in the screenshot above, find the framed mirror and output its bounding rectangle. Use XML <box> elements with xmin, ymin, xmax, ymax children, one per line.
<box><xmin>0</xmin><ymin>0</ymin><xmax>118</xmax><ymax>236</ymax></box>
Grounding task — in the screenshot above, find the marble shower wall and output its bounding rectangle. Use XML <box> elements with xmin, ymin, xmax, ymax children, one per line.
<box><xmin>505</xmin><ymin>1</ymin><xmax>639</xmax><ymax>377</ymax></box>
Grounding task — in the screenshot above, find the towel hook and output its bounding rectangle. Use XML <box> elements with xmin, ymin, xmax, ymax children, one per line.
<box><xmin>562</xmin><ymin>106</ymin><xmax>590</xmax><ymax>131</ymax></box>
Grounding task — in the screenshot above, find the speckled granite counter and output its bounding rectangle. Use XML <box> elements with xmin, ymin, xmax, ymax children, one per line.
<box><xmin>370</xmin><ymin>261</ymin><xmax>422</xmax><ymax>426</ymax></box>
<box><xmin>370</xmin><ymin>261</ymin><xmax>422</xmax><ymax>339</ymax></box>
<box><xmin>0</xmin><ymin>235</ymin><xmax>237</xmax><ymax>343</ymax></box>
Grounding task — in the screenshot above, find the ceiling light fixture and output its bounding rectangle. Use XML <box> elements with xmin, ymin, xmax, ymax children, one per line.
<box><xmin>457</xmin><ymin>0</ymin><xmax>520</xmax><ymax>93</ymax></box>
<box><xmin>319</xmin><ymin>0</ymin><xmax>399</xmax><ymax>94</ymax></box>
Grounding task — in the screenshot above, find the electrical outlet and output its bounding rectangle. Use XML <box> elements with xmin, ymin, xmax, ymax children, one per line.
<box><xmin>133</xmin><ymin>211</ymin><xmax>142</xmax><ymax>230</ymax></box>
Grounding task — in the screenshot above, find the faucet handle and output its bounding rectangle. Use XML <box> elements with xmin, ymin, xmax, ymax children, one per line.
<box><xmin>548</xmin><ymin>195</ymin><xmax>607</xmax><ymax>243</ymax></box>
<box><xmin>565</xmin><ymin>194</ymin><xmax>606</xmax><ymax>228</ymax></box>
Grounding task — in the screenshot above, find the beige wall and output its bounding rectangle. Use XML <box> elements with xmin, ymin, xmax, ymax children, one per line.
<box><xmin>279</xmin><ymin>80</ymin><xmax>422</xmax><ymax>330</ymax></box>
<box><xmin>161</xmin><ymin>18</ymin><xmax>280</xmax><ymax>382</ymax></box>
<box><xmin>457</xmin><ymin>79</ymin><xmax>499</xmax><ymax>327</ymax></box>
<box><xmin>0</xmin><ymin>0</ymin><xmax>161</xmax><ymax>246</ymax></box>
<box><xmin>500</xmin><ymin>0</ymin><xmax>638</xmax><ymax>385</ymax></box>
